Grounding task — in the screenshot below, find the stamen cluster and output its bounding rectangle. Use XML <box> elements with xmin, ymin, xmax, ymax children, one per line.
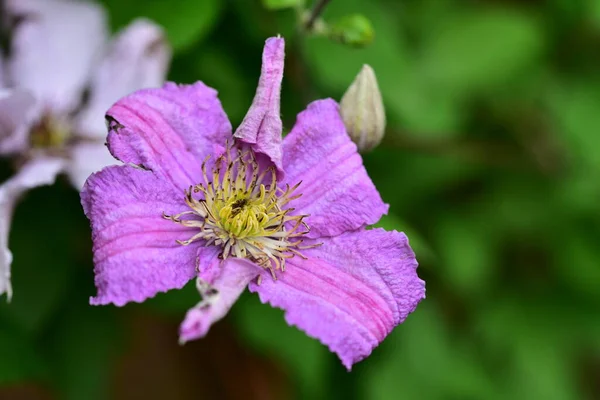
<box><xmin>164</xmin><ymin>145</ymin><xmax>315</xmax><ymax>277</ymax></box>
<box><xmin>30</xmin><ymin>113</ymin><xmax>70</xmax><ymax>149</ymax></box>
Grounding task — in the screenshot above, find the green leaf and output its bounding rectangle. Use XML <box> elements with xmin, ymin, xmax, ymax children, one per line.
<box><xmin>421</xmin><ymin>9</ymin><xmax>544</xmax><ymax>93</ymax></box>
<box><xmin>548</xmin><ymin>78</ymin><xmax>600</xmax><ymax>172</ymax></box>
<box><xmin>363</xmin><ymin>303</ymin><xmax>496</xmax><ymax>399</ymax></box>
<box><xmin>230</xmin><ymin>0</ymin><xmax>297</xmax><ymax>43</ymax></box>
<box><xmin>363</xmin><ymin>149</ymin><xmax>478</xmax><ymax>209</ymax></box>
<box><xmin>101</xmin><ymin>0</ymin><xmax>223</xmax><ymax>51</ymax></box>
<box><xmin>0</xmin><ymin>184</ymin><xmax>83</xmax><ymax>333</ymax></box>
<box><xmin>0</xmin><ymin>323</ymin><xmax>45</xmax><ymax>384</ymax></box>
<box><xmin>509</xmin><ymin>342</ymin><xmax>579</xmax><ymax>400</ymax></box>
<box><xmin>387</xmin><ymin>74</ymin><xmax>466</xmax><ymax>135</ymax></box>
<box><xmin>193</xmin><ymin>46</ymin><xmax>255</xmax><ymax>125</ymax></box>
<box><xmin>328</xmin><ymin>14</ymin><xmax>375</xmax><ymax>47</ymax></box>
<box><xmin>45</xmin><ymin>303</ymin><xmax>121</xmax><ymax>400</ymax></box>
<box><xmin>475</xmin><ymin>177</ymin><xmax>557</xmax><ymax>236</ymax></box>
<box><xmin>547</xmin><ymin>77</ymin><xmax>600</xmax><ymax>212</ymax></box>
<box><xmin>554</xmin><ymin>228</ymin><xmax>600</xmax><ymax>304</ymax></box>
<box><xmin>261</xmin><ymin>0</ymin><xmax>303</xmax><ymax>10</ymax></box>
<box><xmin>587</xmin><ymin>0</ymin><xmax>600</xmax><ymax>27</ymax></box>
<box><xmin>476</xmin><ymin>299</ymin><xmax>583</xmax><ymax>400</ymax></box>
<box><xmin>435</xmin><ymin>215</ymin><xmax>495</xmax><ymax>295</ymax></box>
<box><xmin>143</xmin><ymin>279</ymin><xmax>198</xmax><ymax>315</ymax></box>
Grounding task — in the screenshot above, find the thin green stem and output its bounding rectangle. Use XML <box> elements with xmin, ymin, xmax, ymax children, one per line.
<box><xmin>304</xmin><ymin>0</ymin><xmax>332</xmax><ymax>30</ymax></box>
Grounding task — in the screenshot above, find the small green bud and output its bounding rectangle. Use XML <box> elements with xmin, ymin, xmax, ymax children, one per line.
<box><xmin>340</xmin><ymin>64</ymin><xmax>386</xmax><ymax>152</ymax></box>
<box><xmin>329</xmin><ymin>14</ymin><xmax>374</xmax><ymax>47</ymax></box>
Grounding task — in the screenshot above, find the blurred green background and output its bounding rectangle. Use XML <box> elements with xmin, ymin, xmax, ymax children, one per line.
<box><xmin>1</xmin><ymin>0</ymin><xmax>600</xmax><ymax>399</ymax></box>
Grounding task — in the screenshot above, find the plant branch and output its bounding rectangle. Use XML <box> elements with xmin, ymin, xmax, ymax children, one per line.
<box><xmin>304</xmin><ymin>0</ymin><xmax>332</xmax><ymax>30</ymax></box>
<box><xmin>382</xmin><ymin>132</ymin><xmax>540</xmax><ymax>170</ymax></box>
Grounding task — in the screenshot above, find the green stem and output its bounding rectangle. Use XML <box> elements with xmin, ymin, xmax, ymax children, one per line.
<box><xmin>304</xmin><ymin>0</ymin><xmax>332</xmax><ymax>30</ymax></box>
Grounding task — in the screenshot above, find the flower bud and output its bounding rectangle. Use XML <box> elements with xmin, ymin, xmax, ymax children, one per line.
<box><xmin>339</xmin><ymin>64</ymin><xmax>386</xmax><ymax>152</ymax></box>
<box><xmin>329</xmin><ymin>14</ymin><xmax>375</xmax><ymax>47</ymax></box>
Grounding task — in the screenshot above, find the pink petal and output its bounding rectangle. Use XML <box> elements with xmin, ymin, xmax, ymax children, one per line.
<box><xmin>233</xmin><ymin>37</ymin><xmax>284</xmax><ymax>174</ymax></box>
<box><xmin>0</xmin><ymin>88</ymin><xmax>39</xmax><ymax>155</ymax></box>
<box><xmin>179</xmin><ymin>258</ymin><xmax>259</xmax><ymax>343</ymax></box>
<box><xmin>81</xmin><ymin>165</ymin><xmax>200</xmax><ymax>306</ymax></box>
<box><xmin>75</xmin><ymin>19</ymin><xmax>171</xmax><ymax>140</ymax></box>
<box><xmin>283</xmin><ymin>99</ymin><xmax>388</xmax><ymax>238</ymax></box>
<box><xmin>0</xmin><ymin>157</ymin><xmax>65</xmax><ymax>300</ymax></box>
<box><xmin>6</xmin><ymin>0</ymin><xmax>108</xmax><ymax>113</ymax></box>
<box><xmin>249</xmin><ymin>228</ymin><xmax>425</xmax><ymax>370</ymax></box>
<box><xmin>66</xmin><ymin>142</ymin><xmax>117</xmax><ymax>190</ymax></box>
<box><xmin>106</xmin><ymin>82</ymin><xmax>232</xmax><ymax>192</ymax></box>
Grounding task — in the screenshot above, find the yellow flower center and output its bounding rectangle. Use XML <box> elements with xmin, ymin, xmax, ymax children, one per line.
<box><xmin>30</xmin><ymin>113</ymin><xmax>70</xmax><ymax>149</ymax></box>
<box><xmin>164</xmin><ymin>146</ymin><xmax>317</xmax><ymax>278</ymax></box>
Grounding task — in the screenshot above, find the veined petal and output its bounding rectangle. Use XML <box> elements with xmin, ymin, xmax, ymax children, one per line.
<box><xmin>81</xmin><ymin>165</ymin><xmax>199</xmax><ymax>306</ymax></box>
<box><xmin>75</xmin><ymin>19</ymin><xmax>171</xmax><ymax>140</ymax></box>
<box><xmin>0</xmin><ymin>157</ymin><xmax>65</xmax><ymax>300</ymax></box>
<box><xmin>106</xmin><ymin>82</ymin><xmax>232</xmax><ymax>192</ymax></box>
<box><xmin>234</xmin><ymin>37</ymin><xmax>284</xmax><ymax>174</ymax></box>
<box><xmin>6</xmin><ymin>0</ymin><xmax>108</xmax><ymax>113</ymax></box>
<box><xmin>249</xmin><ymin>228</ymin><xmax>425</xmax><ymax>370</ymax></box>
<box><xmin>180</xmin><ymin>258</ymin><xmax>259</xmax><ymax>343</ymax></box>
<box><xmin>67</xmin><ymin>142</ymin><xmax>117</xmax><ymax>190</ymax></box>
<box><xmin>0</xmin><ymin>88</ymin><xmax>39</xmax><ymax>155</ymax></box>
<box><xmin>283</xmin><ymin>99</ymin><xmax>388</xmax><ymax>238</ymax></box>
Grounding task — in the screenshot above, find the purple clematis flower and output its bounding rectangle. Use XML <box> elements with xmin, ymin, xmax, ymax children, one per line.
<box><xmin>0</xmin><ymin>0</ymin><xmax>171</xmax><ymax>300</ymax></box>
<box><xmin>81</xmin><ymin>36</ymin><xmax>425</xmax><ymax>370</ymax></box>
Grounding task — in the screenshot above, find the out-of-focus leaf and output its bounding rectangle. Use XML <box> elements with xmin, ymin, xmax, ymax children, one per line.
<box><xmin>554</xmin><ymin>228</ymin><xmax>600</xmax><ymax>304</ymax></box>
<box><xmin>232</xmin><ymin>292</ymin><xmax>328</xmax><ymax>399</ymax></box>
<box><xmin>400</xmin><ymin>0</ymin><xmax>454</xmax><ymax>37</ymax></box>
<box><xmin>363</xmin><ymin>303</ymin><xmax>496</xmax><ymax>400</ymax></box>
<box><xmin>547</xmin><ymin>78</ymin><xmax>600</xmax><ymax>212</ymax></box>
<box><xmin>143</xmin><ymin>280</ymin><xmax>198</xmax><ymax>315</ymax></box>
<box><xmin>386</xmin><ymin>74</ymin><xmax>466</xmax><ymax>135</ymax></box>
<box><xmin>194</xmin><ymin>46</ymin><xmax>255</xmax><ymax>125</ymax></box>
<box><xmin>435</xmin><ymin>215</ymin><xmax>495</xmax><ymax>295</ymax></box>
<box><xmin>363</xmin><ymin>149</ymin><xmax>478</xmax><ymax>209</ymax></box>
<box><xmin>508</xmin><ymin>341</ymin><xmax>579</xmax><ymax>400</ymax></box>
<box><xmin>476</xmin><ymin>298</ymin><xmax>582</xmax><ymax>400</ymax></box>
<box><xmin>474</xmin><ymin>176</ymin><xmax>557</xmax><ymax>236</ymax></box>
<box><xmin>421</xmin><ymin>9</ymin><xmax>545</xmax><ymax>93</ymax></box>
<box><xmin>328</xmin><ymin>14</ymin><xmax>374</xmax><ymax>47</ymax></box>
<box><xmin>231</xmin><ymin>0</ymin><xmax>297</xmax><ymax>43</ymax></box>
<box><xmin>0</xmin><ymin>184</ymin><xmax>81</xmax><ymax>333</ymax></box>
<box><xmin>557</xmin><ymin>170</ymin><xmax>600</xmax><ymax>214</ymax></box>
<box><xmin>587</xmin><ymin>0</ymin><xmax>600</xmax><ymax>27</ymax></box>
<box><xmin>45</xmin><ymin>301</ymin><xmax>120</xmax><ymax>400</ymax></box>
<box><xmin>0</xmin><ymin>323</ymin><xmax>45</xmax><ymax>384</ymax></box>
<box><xmin>101</xmin><ymin>0</ymin><xmax>222</xmax><ymax>51</ymax></box>
<box><xmin>548</xmin><ymin>79</ymin><xmax>600</xmax><ymax>171</ymax></box>
<box><xmin>261</xmin><ymin>0</ymin><xmax>303</xmax><ymax>10</ymax></box>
